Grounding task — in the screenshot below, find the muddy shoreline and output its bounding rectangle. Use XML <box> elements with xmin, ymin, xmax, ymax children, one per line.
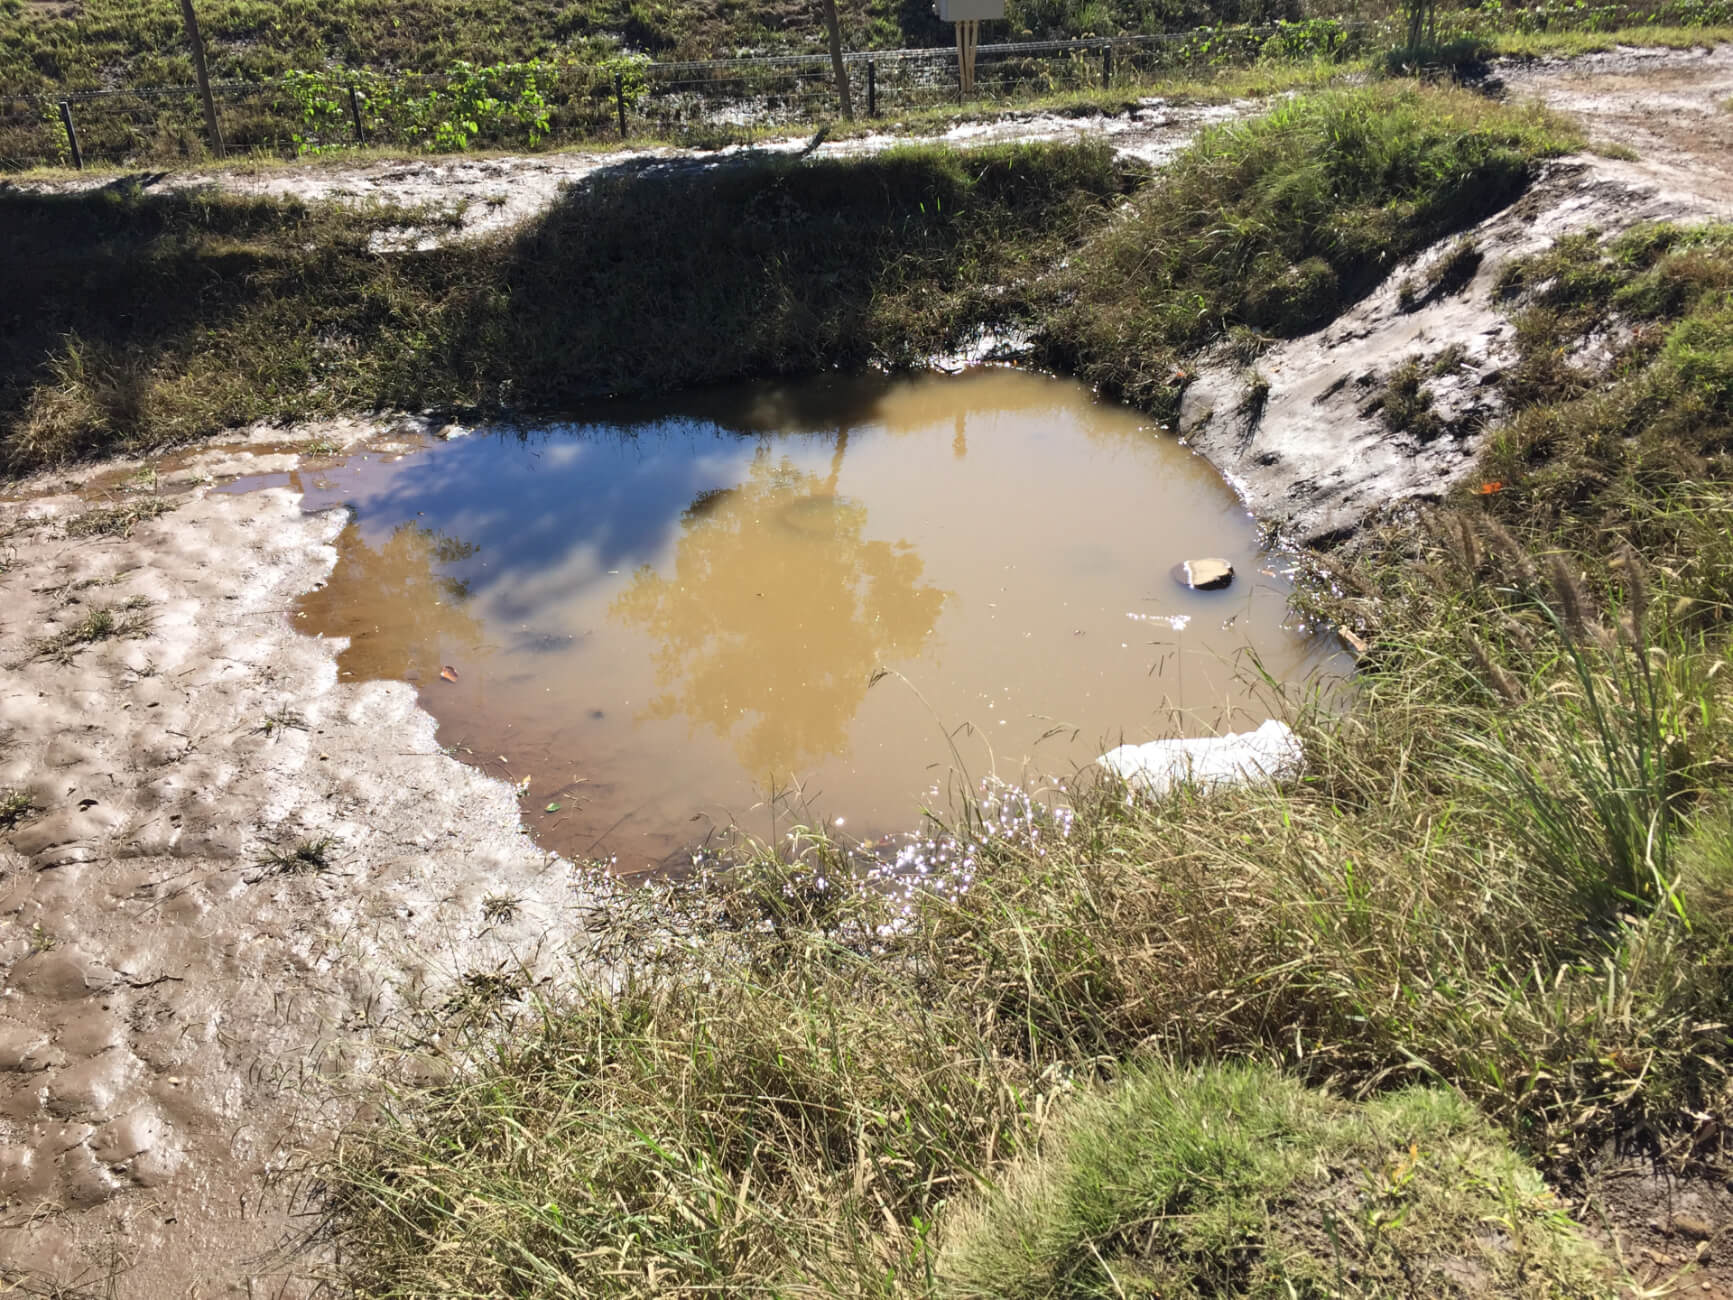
<box><xmin>0</xmin><ymin>428</ymin><xmax>590</xmax><ymax>1295</ymax></box>
<box><xmin>4</xmin><ymin>43</ymin><xmax>1733</xmax><ymax>1295</ymax></box>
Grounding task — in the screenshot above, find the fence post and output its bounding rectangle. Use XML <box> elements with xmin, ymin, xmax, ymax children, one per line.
<box><xmin>57</xmin><ymin>99</ymin><xmax>83</xmax><ymax>170</ymax></box>
<box><xmin>177</xmin><ymin>0</ymin><xmax>225</xmax><ymax>158</ymax></box>
<box><xmin>1102</xmin><ymin>43</ymin><xmax>1113</xmax><ymax>87</ymax></box>
<box><xmin>348</xmin><ymin>86</ymin><xmax>366</xmax><ymax>144</ymax></box>
<box><xmin>867</xmin><ymin>59</ymin><xmax>877</xmax><ymax>117</ymax></box>
<box><xmin>615</xmin><ymin>71</ymin><xmax>628</xmax><ymax>137</ymax></box>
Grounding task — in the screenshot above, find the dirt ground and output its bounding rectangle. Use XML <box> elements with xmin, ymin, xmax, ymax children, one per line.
<box><xmin>3</xmin><ymin>99</ymin><xmax>1244</xmax><ymax>248</ymax></box>
<box><xmin>5</xmin><ymin>44</ymin><xmax>1733</xmax><ymax>1298</ymax></box>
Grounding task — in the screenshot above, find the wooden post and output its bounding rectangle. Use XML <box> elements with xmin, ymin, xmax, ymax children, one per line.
<box><xmin>867</xmin><ymin>58</ymin><xmax>876</xmax><ymax>117</ymax></box>
<box><xmin>955</xmin><ymin>20</ymin><xmax>978</xmax><ymax>95</ymax></box>
<box><xmin>57</xmin><ymin>99</ymin><xmax>82</xmax><ymax>170</ymax></box>
<box><xmin>177</xmin><ymin>0</ymin><xmax>225</xmax><ymax>158</ymax></box>
<box><xmin>615</xmin><ymin>70</ymin><xmax>627</xmax><ymax>136</ymax></box>
<box><xmin>348</xmin><ymin>86</ymin><xmax>365</xmax><ymax>143</ymax></box>
<box><xmin>819</xmin><ymin>0</ymin><xmax>854</xmax><ymax>120</ymax></box>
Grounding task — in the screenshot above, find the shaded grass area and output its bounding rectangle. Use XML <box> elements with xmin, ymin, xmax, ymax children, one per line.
<box><xmin>313</xmin><ymin>117</ymin><xmax>1733</xmax><ymax>1297</ymax></box>
<box><xmin>0</xmin><ymin>83</ymin><xmax>1576</xmax><ymax>474</ymax></box>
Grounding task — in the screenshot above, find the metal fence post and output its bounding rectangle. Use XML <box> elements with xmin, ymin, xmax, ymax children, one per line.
<box><xmin>348</xmin><ymin>86</ymin><xmax>366</xmax><ymax>144</ymax></box>
<box><xmin>1103</xmin><ymin>43</ymin><xmax>1113</xmax><ymax>87</ymax></box>
<box><xmin>57</xmin><ymin>99</ymin><xmax>82</xmax><ymax>170</ymax></box>
<box><xmin>615</xmin><ymin>71</ymin><xmax>628</xmax><ymax>137</ymax></box>
<box><xmin>867</xmin><ymin>59</ymin><xmax>877</xmax><ymax>117</ymax></box>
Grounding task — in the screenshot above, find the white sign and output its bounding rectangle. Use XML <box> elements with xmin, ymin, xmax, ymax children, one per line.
<box><xmin>938</xmin><ymin>0</ymin><xmax>1004</xmax><ymax>20</ymax></box>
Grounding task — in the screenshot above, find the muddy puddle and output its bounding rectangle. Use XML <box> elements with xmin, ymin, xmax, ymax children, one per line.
<box><xmin>229</xmin><ymin>369</ymin><xmax>1342</xmax><ymax>870</ymax></box>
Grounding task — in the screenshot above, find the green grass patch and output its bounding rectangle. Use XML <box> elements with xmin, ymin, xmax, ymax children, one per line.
<box><xmin>938</xmin><ymin>1063</ymin><xmax>1609</xmax><ymax>1297</ymax></box>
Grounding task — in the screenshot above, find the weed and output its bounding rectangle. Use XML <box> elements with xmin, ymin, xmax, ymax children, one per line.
<box><xmin>302</xmin><ymin>435</ymin><xmax>341</xmax><ymax>456</ymax></box>
<box><xmin>480</xmin><ymin>894</ymin><xmax>519</xmax><ymax>922</ymax></box>
<box><xmin>0</xmin><ymin>788</ymin><xmax>38</xmax><ymax>830</ymax></box>
<box><xmin>256</xmin><ymin>836</ymin><xmax>336</xmax><ymax>876</ymax></box>
<box><xmin>63</xmin><ymin>497</ymin><xmax>174</xmax><ymax>538</ymax></box>
<box><xmin>27</xmin><ymin>923</ymin><xmax>56</xmax><ymax>954</ymax></box>
<box><xmin>254</xmin><ymin>706</ymin><xmax>310</xmax><ymax>737</ymax></box>
<box><xmin>32</xmin><ymin>598</ymin><xmax>152</xmax><ymax>660</ymax></box>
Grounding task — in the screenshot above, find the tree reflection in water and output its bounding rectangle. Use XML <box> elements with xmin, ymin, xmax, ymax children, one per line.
<box><xmin>610</xmin><ymin>444</ymin><xmax>947</xmax><ymax>777</ymax></box>
<box><xmin>300</xmin><ymin>521</ymin><xmax>487</xmax><ymax>683</ymax></box>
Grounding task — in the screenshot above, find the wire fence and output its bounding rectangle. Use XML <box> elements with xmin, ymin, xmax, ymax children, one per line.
<box><xmin>1</xmin><ymin>0</ymin><xmax>1727</xmax><ymax>171</ymax></box>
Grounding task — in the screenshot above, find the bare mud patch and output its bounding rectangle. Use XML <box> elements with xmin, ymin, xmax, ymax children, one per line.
<box><xmin>1177</xmin><ymin>152</ymin><xmax>1730</xmax><ymax>545</ymax></box>
<box><xmin>0</xmin><ymin>433</ymin><xmax>588</xmax><ymax>1296</ymax></box>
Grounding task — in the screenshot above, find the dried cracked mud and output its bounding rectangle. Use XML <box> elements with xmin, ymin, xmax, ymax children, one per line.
<box><xmin>5</xmin><ymin>44</ymin><xmax>1733</xmax><ymax>1296</ymax></box>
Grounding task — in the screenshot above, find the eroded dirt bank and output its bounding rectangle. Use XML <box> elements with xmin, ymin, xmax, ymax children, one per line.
<box><xmin>1177</xmin><ymin>44</ymin><xmax>1733</xmax><ymax>545</ymax></box>
<box><xmin>0</xmin><ymin>431</ymin><xmax>585</xmax><ymax>1295</ymax></box>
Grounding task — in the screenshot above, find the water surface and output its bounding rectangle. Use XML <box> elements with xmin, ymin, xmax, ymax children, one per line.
<box><xmin>276</xmin><ymin>370</ymin><xmax>1340</xmax><ymax>869</ymax></box>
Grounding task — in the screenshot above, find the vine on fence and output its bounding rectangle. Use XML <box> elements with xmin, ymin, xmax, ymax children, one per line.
<box><xmin>279</xmin><ymin>57</ymin><xmax>578</xmax><ymax>155</ymax></box>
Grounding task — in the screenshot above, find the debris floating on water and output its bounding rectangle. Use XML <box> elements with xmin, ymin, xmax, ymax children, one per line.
<box><xmin>1097</xmin><ymin>718</ymin><xmax>1301</xmax><ymax>796</ymax></box>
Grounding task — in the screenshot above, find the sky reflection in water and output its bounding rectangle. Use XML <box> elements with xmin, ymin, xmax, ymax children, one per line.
<box><xmin>283</xmin><ymin>369</ymin><xmax>1344</xmax><ymax>870</ymax></box>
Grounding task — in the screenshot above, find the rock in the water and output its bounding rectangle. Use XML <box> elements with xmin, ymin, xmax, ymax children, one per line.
<box><xmin>1097</xmin><ymin>719</ymin><xmax>1301</xmax><ymax>796</ymax></box>
<box><xmin>1171</xmin><ymin>558</ymin><xmax>1234</xmax><ymax>590</ymax></box>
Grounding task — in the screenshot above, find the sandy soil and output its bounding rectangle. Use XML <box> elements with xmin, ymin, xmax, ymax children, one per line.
<box><xmin>0</xmin><ymin>428</ymin><xmax>587</xmax><ymax>1296</ymax></box>
<box><xmin>4</xmin><ymin>45</ymin><xmax>1733</xmax><ymax>1297</ymax></box>
<box><xmin>1178</xmin><ymin>46</ymin><xmax>1733</xmax><ymax>546</ymax></box>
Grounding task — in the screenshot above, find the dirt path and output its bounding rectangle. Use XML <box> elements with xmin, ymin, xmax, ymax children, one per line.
<box><xmin>5</xmin><ymin>99</ymin><xmax>1244</xmax><ymax>247</ymax></box>
<box><xmin>3</xmin><ymin>46</ymin><xmax>1733</xmax><ymax>1298</ymax></box>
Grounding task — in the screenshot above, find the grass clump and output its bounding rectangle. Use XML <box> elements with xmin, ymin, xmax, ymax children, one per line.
<box><xmin>62</xmin><ymin>496</ymin><xmax>174</xmax><ymax>538</ymax></box>
<box><xmin>0</xmin><ymin>788</ymin><xmax>38</xmax><ymax>830</ymax></box>
<box><xmin>938</xmin><ymin>1063</ymin><xmax>1609</xmax><ymax>1298</ymax></box>
<box><xmin>32</xmin><ymin>597</ymin><xmax>151</xmax><ymax>660</ymax></box>
<box><xmin>1043</xmin><ymin>83</ymin><xmax>1577</xmax><ymax>410</ymax></box>
<box><xmin>256</xmin><ymin>836</ymin><xmax>336</xmax><ymax>876</ymax></box>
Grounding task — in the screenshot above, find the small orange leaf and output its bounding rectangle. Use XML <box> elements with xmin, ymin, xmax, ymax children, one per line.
<box><xmin>1477</xmin><ymin>481</ymin><xmax>1503</xmax><ymax>496</ymax></box>
<box><xmin>440</xmin><ymin>665</ymin><xmax>459</xmax><ymax>682</ymax></box>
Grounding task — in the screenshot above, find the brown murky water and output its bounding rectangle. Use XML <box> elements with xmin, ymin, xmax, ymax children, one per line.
<box><xmin>268</xmin><ymin>370</ymin><xmax>1340</xmax><ymax>870</ymax></box>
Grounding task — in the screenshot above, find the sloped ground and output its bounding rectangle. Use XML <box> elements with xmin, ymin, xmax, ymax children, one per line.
<box><xmin>1</xmin><ymin>48</ymin><xmax>1733</xmax><ymax>1298</ymax></box>
<box><xmin>8</xmin><ymin>97</ymin><xmax>1246</xmax><ymax>246</ymax></box>
<box><xmin>1177</xmin><ymin>44</ymin><xmax>1733</xmax><ymax>545</ymax></box>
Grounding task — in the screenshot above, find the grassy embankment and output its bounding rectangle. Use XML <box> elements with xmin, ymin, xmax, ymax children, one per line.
<box><xmin>308</xmin><ymin>93</ymin><xmax>1733</xmax><ymax>1296</ymax></box>
<box><xmin>0</xmin><ymin>0</ymin><xmax>1312</xmax><ymax>95</ymax></box>
<box><xmin>8</xmin><ymin>79</ymin><xmax>1733</xmax><ymax>1293</ymax></box>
